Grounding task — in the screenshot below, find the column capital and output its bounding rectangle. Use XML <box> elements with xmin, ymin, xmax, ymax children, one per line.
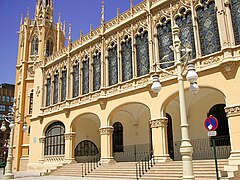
<box><xmin>150</xmin><ymin>117</ymin><xmax>168</xmax><ymax>128</ymax></box>
<box><xmin>99</xmin><ymin>126</ymin><xmax>114</xmax><ymax>135</ymax></box>
<box><xmin>64</xmin><ymin>132</ymin><xmax>76</xmax><ymax>140</ymax></box>
<box><xmin>225</xmin><ymin>104</ymin><xmax>240</xmax><ymax>117</ymax></box>
<box><xmin>39</xmin><ymin>136</ymin><xmax>46</xmax><ymax>143</ymax></box>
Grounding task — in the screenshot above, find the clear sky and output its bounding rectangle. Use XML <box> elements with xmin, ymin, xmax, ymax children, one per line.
<box><xmin>0</xmin><ymin>0</ymin><xmax>143</xmax><ymax>84</ymax></box>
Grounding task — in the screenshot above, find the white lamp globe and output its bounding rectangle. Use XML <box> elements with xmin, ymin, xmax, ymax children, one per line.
<box><xmin>22</xmin><ymin>122</ymin><xmax>27</xmax><ymax>132</ymax></box>
<box><xmin>0</xmin><ymin>122</ymin><xmax>6</xmax><ymax>132</ymax></box>
<box><xmin>9</xmin><ymin>123</ymin><xmax>15</xmax><ymax>129</ymax></box>
<box><xmin>151</xmin><ymin>74</ymin><xmax>162</xmax><ymax>93</ymax></box>
<box><xmin>189</xmin><ymin>82</ymin><xmax>199</xmax><ymax>95</ymax></box>
<box><xmin>186</xmin><ymin>63</ymin><xmax>198</xmax><ymax>83</ymax></box>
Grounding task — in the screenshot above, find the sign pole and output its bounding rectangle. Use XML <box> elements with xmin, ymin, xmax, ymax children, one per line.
<box><xmin>212</xmin><ymin>137</ymin><xmax>219</xmax><ymax>180</ymax></box>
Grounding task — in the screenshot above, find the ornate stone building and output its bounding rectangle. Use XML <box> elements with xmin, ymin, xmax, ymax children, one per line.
<box><xmin>13</xmin><ymin>0</ymin><xmax>240</xmax><ymax>178</ymax></box>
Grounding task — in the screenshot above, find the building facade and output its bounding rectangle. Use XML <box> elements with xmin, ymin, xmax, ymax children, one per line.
<box><xmin>0</xmin><ymin>83</ymin><xmax>15</xmax><ymax>163</ymax></box>
<box><xmin>13</xmin><ymin>0</ymin><xmax>240</xmax><ymax>176</ymax></box>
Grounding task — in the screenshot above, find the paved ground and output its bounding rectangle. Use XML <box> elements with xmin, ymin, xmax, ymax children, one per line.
<box><xmin>0</xmin><ymin>168</ymin><xmax>123</xmax><ymax>180</ymax></box>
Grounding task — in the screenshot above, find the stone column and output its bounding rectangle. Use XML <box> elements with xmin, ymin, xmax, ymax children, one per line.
<box><xmin>64</xmin><ymin>132</ymin><xmax>76</xmax><ymax>163</ymax></box>
<box><xmin>150</xmin><ymin>117</ymin><xmax>170</xmax><ymax>162</ymax></box>
<box><xmin>38</xmin><ymin>136</ymin><xmax>45</xmax><ymax>163</ymax></box>
<box><xmin>225</xmin><ymin>105</ymin><xmax>240</xmax><ymax>165</ymax></box>
<box><xmin>99</xmin><ymin>126</ymin><xmax>115</xmax><ymax>164</ymax></box>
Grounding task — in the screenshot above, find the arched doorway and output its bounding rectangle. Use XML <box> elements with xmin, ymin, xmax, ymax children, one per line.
<box><xmin>74</xmin><ymin>140</ymin><xmax>99</xmax><ymax>163</ymax></box>
<box><xmin>166</xmin><ymin>113</ymin><xmax>174</xmax><ymax>160</ymax></box>
<box><xmin>208</xmin><ymin>104</ymin><xmax>230</xmax><ymax>146</ymax></box>
<box><xmin>113</xmin><ymin>122</ymin><xmax>123</xmax><ymax>153</ymax></box>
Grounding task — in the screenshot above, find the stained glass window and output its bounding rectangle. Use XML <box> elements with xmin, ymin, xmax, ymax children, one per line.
<box><xmin>53</xmin><ymin>73</ymin><xmax>59</xmax><ymax>104</ymax></box>
<box><xmin>157</xmin><ymin>21</ymin><xmax>174</xmax><ymax>69</ymax></box>
<box><xmin>108</xmin><ymin>46</ymin><xmax>118</xmax><ymax>86</ymax></box>
<box><xmin>44</xmin><ymin>122</ymin><xmax>65</xmax><ymax>155</ymax></box>
<box><xmin>197</xmin><ymin>0</ymin><xmax>221</xmax><ymax>56</ymax></box>
<box><xmin>61</xmin><ymin>70</ymin><xmax>67</xmax><ymax>102</ymax></box>
<box><xmin>176</xmin><ymin>10</ymin><xmax>196</xmax><ymax>59</ymax></box>
<box><xmin>231</xmin><ymin>0</ymin><xmax>240</xmax><ymax>45</ymax></box>
<box><xmin>46</xmin><ymin>39</ymin><xmax>54</xmax><ymax>57</ymax></box>
<box><xmin>82</xmin><ymin>58</ymin><xmax>89</xmax><ymax>95</ymax></box>
<box><xmin>72</xmin><ymin>63</ymin><xmax>79</xmax><ymax>98</ymax></box>
<box><xmin>46</xmin><ymin>77</ymin><xmax>51</xmax><ymax>106</ymax></box>
<box><xmin>31</xmin><ymin>36</ymin><xmax>39</xmax><ymax>55</ymax></box>
<box><xmin>136</xmin><ymin>31</ymin><xmax>150</xmax><ymax>76</ymax></box>
<box><xmin>93</xmin><ymin>53</ymin><xmax>101</xmax><ymax>91</ymax></box>
<box><xmin>121</xmin><ymin>38</ymin><xmax>133</xmax><ymax>82</ymax></box>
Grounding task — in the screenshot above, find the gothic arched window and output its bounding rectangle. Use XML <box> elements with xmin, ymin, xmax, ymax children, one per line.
<box><xmin>31</xmin><ymin>36</ymin><xmax>39</xmax><ymax>55</ymax></box>
<box><xmin>176</xmin><ymin>10</ymin><xmax>196</xmax><ymax>59</ymax></box>
<box><xmin>196</xmin><ymin>0</ymin><xmax>221</xmax><ymax>56</ymax></box>
<box><xmin>46</xmin><ymin>77</ymin><xmax>51</xmax><ymax>106</ymax></box>
<box><xmin>61</xmin><ymin>69</ymin><xmax>67</xmax><ymax>102</ymax></box>
<box><xmin>82</xmin><ymin>58</ymin><xmax>89</xmax><ymax>95</ymax></box>
<box><xmin>53</xmin><ymin>72</ymin><xmax>59</xmax><ymax>104</ymax></box>
<box><xmin>72</xmin><ymin>63</ymin><xmax>79</xmax><ymax>98</ymax></box>
<box><xmin>121</xmin><ymin>37</ymin><xmax>133</xmax><ymax>82</ymax></box>
<box><xmin>157</xmin><ymin>20</ymin><xmax>174</xmax><ymax>69</ymax></box>
<box><xmin>231</xmin><ymin>0</ymin><xmax>240</xmax><ymax>45</ymax></box>
<box><xmin>108</xmin><ymin>44</ymin><xmax>118</xmax><ymax>86</ymax></box>
<box><xmin>46</xmin><ymin>39</ymin><xmax>54</xmax><ymax>57</ymax></box>
<box><xmin>93</xmin><ymin>53</ymin><xmax>101</xmax><ymax>91</ymax></box>
<box><xmin>113</xmin><ymin>122</ymin><xmax>123</xmax><ymax>153</ymax></box>
<box><xmin>136</xmin><ymin>29</ymin><xmax>150</xmax><ymax>76</ymax></box>
<box><xmin>44</xmin><ymin>122</ymin><xmax>65</xmax><ymax>155</ymax></box>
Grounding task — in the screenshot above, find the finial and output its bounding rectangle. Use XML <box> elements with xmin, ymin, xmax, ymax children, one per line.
<box><xmin>27</xmin><ymin>7</ymin><xmax>30</xmax><ymax>18</ymax></box>
<box><xmin>117</xmin><ymin>8</ymin><xmax>120</xmax><ymax>23</ymax></box>
<box><xmin>101</xmin><ymin>0</ymin><xmax>105</xmax><ymax>25</ymax></box>
<box><xmin>20</xmin><ymin>14</ymin><xmax>23</xmax><ymax>25</ymax></box>
<box><xmin>58</xmin><ymin>13</ymin><xmax>61</xmax><ymax>23</ymax></box>
<box><xmin>90</xmin><ymin>24</ymin><xmax>93</xmax><ymax>36</ymax></box>
<box><xmin>68</xmin><ymin>24</ymin><xmax>72</xmax><ymax>43</ymax></box>
<box><xmin>130</xmin><ymin>0</ymin><xmax>133</xmax><ymax>9</ymax></box>
<box><xmin>80</xmin><ymin>30</ymin><xmax>83</xmax><ymax>39</ymax></box>
<box><xmin>63</xmin><ymin>21</ymin><xmax>66</xmax><ymax>35</ymax></box>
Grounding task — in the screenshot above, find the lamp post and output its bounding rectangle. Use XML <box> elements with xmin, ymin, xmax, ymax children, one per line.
<box><xmin>0</xmin><ymin>100</ymin><xmax>27</xmax><ymax>179</ymax></box>
<box><xmin>151</xmin><ymin>25</ymin><xmax>199</xmax><ymax>180</ymax></box>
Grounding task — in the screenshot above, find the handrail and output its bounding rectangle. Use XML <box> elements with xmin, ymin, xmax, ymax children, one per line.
<box><xmin>135</xmin><ymin>150</ymin><xmax>155</xmax><ymax>180</ymax></box>
<box><xmin>81</xmin><ymin>153</ymin><xmax>101</xmax><ymax>177</ymax></box>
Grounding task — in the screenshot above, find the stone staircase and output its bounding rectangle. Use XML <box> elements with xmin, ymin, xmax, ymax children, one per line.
<box><xmin>49</xmin><ymin>159</ymin><xmax>229</xmax><ymax>179</ymax></box>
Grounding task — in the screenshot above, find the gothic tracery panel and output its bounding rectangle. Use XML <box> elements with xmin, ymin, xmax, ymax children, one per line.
<box><xmin>121</xmin><ymin>38</ymin><xmax>133</xmax><ymax>82</ymax></box>
<box><xmin>93</xmin><ymin>53</ymin><xmax>101</xmax><ymax>91</ymax></box>
<box><xmin>61</xmin><ymin>70</ymin><xmax>67</xmax><ymax>102</ymax></box>
<box><xmin>53</xmin><ymin>73</ymin><xmax>59</xmax><ymax>104</ymax></box>
<box><xmin>46</xmin><ymin>77</ymin><xmax>51</xmax><ymax>106</ymax></box>
<box><xmin>108</xmin><ymin>45</ymin><xmax>118</xmax><ymax>86</ymax></box>
<box><xmin>72</xmin><ymin>63</ymin><xmax>79</xmax><ymax>98</ymax></box>
<box><xmin>82</xmin><ymin>58</ymin><xmax>89</xmax><ymax>95</ymax></box>
<box><xmin>231</xmin><ymin>0</ymin><xmax>240</xmax><ymax>45</ymax></box>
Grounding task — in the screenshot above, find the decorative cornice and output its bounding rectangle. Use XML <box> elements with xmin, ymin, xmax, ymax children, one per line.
<box><xmin>225</xmin><ymin>105</ymin><xmax>240</xmax><ymax>118</ymax></box>
<box><xmin>99</xmin><ymin>126</ymin><xmax>114</xmax><ymax>135</ymax></box>
<box><xmin>150</xmin><ymin>117</ymin><xmax>168</xmax><ymax>128</ymax></box>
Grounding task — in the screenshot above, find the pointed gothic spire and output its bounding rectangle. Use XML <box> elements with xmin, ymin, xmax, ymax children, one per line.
<box><xmin>68</xmin><ymin>24</ymin><xmax>72</xmax><ymax>43</ymax></box>
<box><xmin>58</xmin><ymin>13</ymin><xmax>61</xmax><ymax>23</ymax></box>
<box><xmin>20</xmin><ymin>14</ymin><xmax>23</xmax><ymax>25</ymax></box>
<box><xmin>130</xmin><ymin>0</ymin><xmax>133</xmax><ymax>9</ymax></box>
<box><xmin>101</xmin><ymin>0</ymin><xmax>105</xmax><ymax>25</ymax></box>
<box><xmin>27</xmin><ymin>7</ymin><xmax>30</xmax><ymax>18</ymax></box>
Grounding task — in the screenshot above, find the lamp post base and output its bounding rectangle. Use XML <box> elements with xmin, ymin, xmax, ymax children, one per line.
<box><xmin>3</xmin><ymin>172</ymin><xmax>14</xmax><ymax>179</ymax></box>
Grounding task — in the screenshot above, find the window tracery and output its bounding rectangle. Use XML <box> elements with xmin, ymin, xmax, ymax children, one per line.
<box><xmin>93</xmin><ymin>52</ymin><xmax>101</xmax><ymax>91</ymax></box>
<box><xmin>108</xmin><ymin>43</ymin><xmax>118</xmax><ymax>86</ymax></box>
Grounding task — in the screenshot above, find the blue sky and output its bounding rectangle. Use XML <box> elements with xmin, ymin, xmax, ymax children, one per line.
<box><xmin>0</xmin><ymin>0</ymin><xmax>143</xmax><ymax>84</ymax></box>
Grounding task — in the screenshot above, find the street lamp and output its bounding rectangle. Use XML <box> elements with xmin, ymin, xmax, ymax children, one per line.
<box><xmin>151</xmin><ymin>24</ymin><xmax>199</xmax><ymax>180</ymax></box>
<box><xmin>0</xmin><ymin>100</ymin><xmax>27</xmax><ymax>179</ymax></box>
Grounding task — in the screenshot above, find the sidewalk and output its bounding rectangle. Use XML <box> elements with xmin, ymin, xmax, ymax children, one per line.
<box><xmin>0</xmin><ymin>168</ymin><xmax>124</xmax><ymax>180</ymax></box>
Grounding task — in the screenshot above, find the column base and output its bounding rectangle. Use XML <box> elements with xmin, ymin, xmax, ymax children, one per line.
<box><xmin>228</xmin><ymin>151</ymin><xmax>240</xmax><ymax>165</ymax></box>
<box><xmin>154</xmin><ymin>154</ymin><xmax>171</xmax><ymax>162</ymax></box>
<box><xmin>3</xmin><ymin>173</ymin><xmax>14</xmax><ymax>179</ymax></box>
<box><xmin>100</xmin><ymin>157</ymin><xmax>116</xmax><ymax>164</ymax></box>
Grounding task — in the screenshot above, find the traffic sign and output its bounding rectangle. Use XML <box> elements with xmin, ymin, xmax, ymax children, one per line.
<box><xmin>204</xmin><ymin>115</ymin><xmax>218</xmax><ymax>131</ymax></box>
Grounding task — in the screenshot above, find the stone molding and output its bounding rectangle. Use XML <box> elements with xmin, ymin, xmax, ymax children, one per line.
<box><xmin>39</xmin><ymin>136</ymin><xmax>45</xmax><ymax>143</ymax></box>
<box><xmin>99</xmin><ymin>126</ymin><xmax>114</xmax><ymax>135</ymax></box>
<box><xmin>150</xmin><ymin>117</ymin><xmax>168</xmax><ymax>128</ymax></box>
<box><xmin>225</xmin><ymin>104</ymin><xmax>240</xmax><ymax>117</ymax></box>
<box><xmin>64</xmin><ymin>132</ymin><xmax>76</xmax><ymax>140</ymax></box>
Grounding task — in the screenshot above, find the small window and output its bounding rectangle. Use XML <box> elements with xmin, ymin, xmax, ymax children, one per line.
<box><xmin>11</xmin><ymin>97</ymin><xmax>14</xmax><ymax>102</ymax></box>
<box><xmin>0</xmin><ymin>105</ymin><xmax>6</xmax><ymax>111</ymax></box>
<box><xmin>31</xmin><ymin>36</ymin><xmax>39</xmax><ymax>55</ymax></box>
<box><xmin>6</xmin><ymin>96</ymin><xmax>10</xmax><ymax>102</ymax></box>
<box><xmin>46</xmin><ymin>39</ymin><xmax>54</xmax><ymax>57</ymax></box>
<box><xmin>29</xmin><ymin>90</ymin><xmax>33</xmax><ymax>114</ymax></box>
<box><xmin>8</xmin><ymin>106</ymin><xmax>13</xmax><ymax>113</ymax></box>
<box><xmin>2</xmin><ymin>96</ymin><xmax>6</xmax><ymax>102</ymax></box>
<box><xmin>0</xmin><ymin>114</ymin><xmax>4</xmax><ymax>120</ymax></box>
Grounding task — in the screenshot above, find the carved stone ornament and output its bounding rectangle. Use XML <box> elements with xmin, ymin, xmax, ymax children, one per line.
<box><xmin>39</xmin><ymin>136</ymin><xmax>46</xmax><ymax>143</ymax></box>
<box><xmin>99</xmin><ymin>126</ymin><xmax>114</xmax><ymax>135</ymax></box>
<box><xmin>28</xmin><ymin>66</ymin><xmax>35</xmax><ymax>77</ymax></box>
<box><xmin>220</xmin><ymin>61</ymin><xmax>237</xmax><ymax>75</ymax></box>
<box><xmin>150</xmin><ymin>117</ymin><xmax>168</xmax><ymax>128</ymax></box>
<box><xmin>225</xmin><ymin>105</ymin><xmax>240</xmax><ymax>118</ymax></box>
<box><xmin>64</xmin><ymin>132</ymin><xmax>76</xmax><ymax>140</ymax></box>
<box><xmin>36</xmin><ymin>86</ymin><xmax>41</xmax><ymax>97</ymax></box>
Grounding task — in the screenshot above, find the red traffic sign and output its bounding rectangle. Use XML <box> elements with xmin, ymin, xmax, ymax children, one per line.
<box><xmin>204</xmin><ymin>115</ymin><xmax>218</xmax><ymax>131</ymax></box>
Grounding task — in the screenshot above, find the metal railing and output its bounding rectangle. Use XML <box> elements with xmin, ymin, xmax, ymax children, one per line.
<box><xmin>135</xmin><ymin>150</ymin><xmax>155</xmax><ymax>180</ymax></box>
<box><xmin>81</xmin><ymin>153</ymin><xmax>101</xmax><ymax>177</ymax></box>
<box><xmin>173</xmin><ymin>136</ymin><xmax>231</xmax><ymax>160</ymax></box>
